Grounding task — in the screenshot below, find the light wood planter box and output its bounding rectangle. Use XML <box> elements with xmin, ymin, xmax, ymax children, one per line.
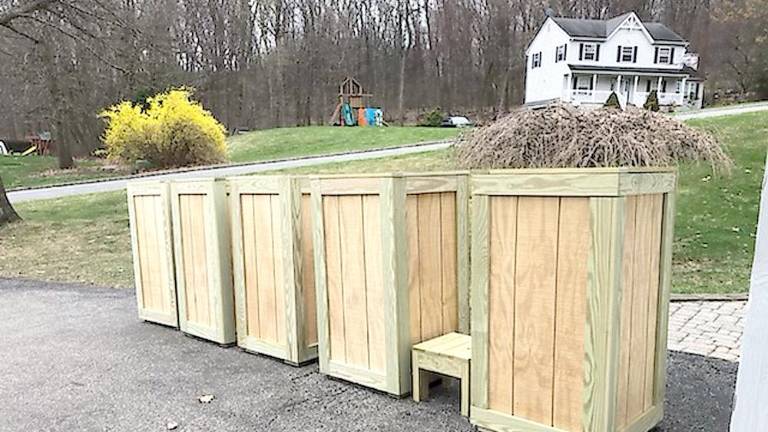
<box><xmin>469</xmin><ymin>168</ymin><xmax>676</xmax><ymax>432</ymax></box>
<box><xmin>311</xmin><ymin>173</ymin><xmax>470</xmax><ymax>396</ymax></box>
<box><xmin>229</xmin><ymin>176</ymin><xmax>318</xmax><ymax>365</ymax></box>
<box><xmin>170</xmin><ymin>179</ymin><xmax>236</xmax><ymax>345</ymax></box>
<box><xmin>127</xmin><ymin>181</ymin><xmax>178</xmax><ymax>327</ymax></box>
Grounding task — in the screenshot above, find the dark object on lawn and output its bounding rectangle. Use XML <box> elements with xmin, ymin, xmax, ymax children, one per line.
<box><xmin>0</xmin><ymin>139</ymin><xmax>32</xmax><ymax>153</ymax></box>
<box><xmin>0</xmin><ymin>176</ymin><xmax>21</xmax><ymax>226</ymax></box>
<box><xmin>604</xmin><ymin>92</ymin><xmax>621</xmax><ymax>109</ymax></box>
<box><xmin>456</xmin><ymin>103</ymin><xmax>731</xmax><ymax>172</ymax></box>
<box><xmin>645</xmin><ymin>90</ymin><xmax>661</xmax><ymax>112</ymax></box>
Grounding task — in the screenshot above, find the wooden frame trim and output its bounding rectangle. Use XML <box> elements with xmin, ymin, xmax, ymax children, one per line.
<box><xmin>472</xmin><ymin>172</ymin><xmax>675</xmax><ymax>197</ymax></box>
<box><xmin>622</xmin><ymin>405</ymin><xmax>663</xmax><ymax>432</ymax></box>
<box><xmin>469</xmin><ymin>194</ymin><xmax>490</xmax><ymax>410</ymax></box>
<box><xmin>311</xmin><ymin>178</ymin><xmax>331</xmax><ymax>374</ymax></box>
<box><xmin>582</xmin><ymin>197</ymin><xmax>626</xmax><ymax>431</ymax></box>
<box><xmin>381</xmin><ymin>176</ymin><xmax>411</xmax><ymax>395</ymax></box>
<box><xmin>471</xmin><ymin>407</ymin><xmax>569</xmax><ymax>432</ymax></box>
<box><xmin>326</xmin><ymin>360</ymin><xmax>389</xmax><ymax>392</ymax></box>
<box><xmin>653</xmin><ymin>190</ymin><xmax>677</xmax><ymax>408</ymax></box>
<box><xmin>456</xmin><ymin>175</ymin><xmax>471</xmax><ymax>334</ymax></box>
<box><xmin>127</xmin><ymin>181</ymin><xmax>178</xmax><ymax>328</ymax></box>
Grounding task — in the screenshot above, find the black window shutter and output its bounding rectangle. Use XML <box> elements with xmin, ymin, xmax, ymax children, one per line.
<box><xmin>596</xmin><ymin>45</ymin><xmax>601</xmax><ymax>61</ymax></box>
<box><xmin>564</xmin><ymin>44</ymin><xmax>567</xmax><ymax>60</ymax></box>
<box><xmin>670</xmin><ymin>48</ymin><xmax>675</xmax><ymax>64</ymax></box>
<box><xmin>662</xmin><ymin>80</ymin><xmax>667</xmax><ymax>92</ymax></box>
<box><xmin>617</xmin><ymin>45</ymin><xmax>622</xmax><ymax>62</ymax></box>
<box><xmin>579</xmin><ymin>43</ymin><xmax>584</xmax><ymax>60</ymax></box>
<box><xmin>589</xmin><ymin>77</ymin><xmax>594</xmax><ymax>90</ymax></box>
<box><xmin>573</xmin><ymin>76</ymin><xmax>578</xmax><ymax>90</ymax></box>
<box><xmin>555</xmin><ymin>49</ymin><xmax>558</xmax><ymax>62</ymax></box>
<box><xmin>633</xmin><ymin>46</ymin><xmax>638</xmax><ymax>63</ymax></box>
<box><xmin>654</xmin><ymin>47</ymin><xmax>659</xmax><ymax>64</ymax></box>
<box><xmin>646</xmin><ymin>80</ymin><xmax>651</xmax><ymax>92</ymax></box>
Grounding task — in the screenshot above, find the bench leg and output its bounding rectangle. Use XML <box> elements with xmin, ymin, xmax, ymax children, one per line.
<box><xmin>412</xmin><ymin>355</ymin><xmax>431</xmax><ymax>402</ymax></box>
<box><xmin>460</xmin><ymin>363</ymin><xmax>470</xmax><ymax>417</ymax></box>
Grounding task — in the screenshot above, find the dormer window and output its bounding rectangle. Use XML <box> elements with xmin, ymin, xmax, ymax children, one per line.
<box><xmin>617</xmin><ymin>45</ymin><xmax>638</xmax><ymax>63</ymax></box>
<box><xmin>555</xmin><ymin>45</ymin><xmax>567</xmax><ymax>62</ymax></box>
<box><xmin>532</xmin><ymin>52</ymin><xmax>542</xmax><ymax>68</ymax></box>
<box><xmin>655</xmin><ymin>47</ymin><xmax>675</xmax><ymax>65</ymax></box>
<box><xmin>579</xmin><ymin>43</ymin><xmax>600</xmax><ymax>61</ymax></box>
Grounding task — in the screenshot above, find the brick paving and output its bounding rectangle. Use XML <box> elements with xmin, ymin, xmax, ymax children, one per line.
<box><xmin>668</xmin><ymin>300</ymin><xmax>746</xmax><ymax>362</ymax></box>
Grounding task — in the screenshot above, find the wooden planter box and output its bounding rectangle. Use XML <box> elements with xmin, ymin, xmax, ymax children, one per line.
<box><xmin>470</xmin><ymin>168</ymin><xmax>676</xmax><ymax>432</ymax></box>
<box><xmin>229</xmin><ymin>176</ymin><xmax>318</xmax><ymax>365</ymax></box>
<box><xmin>127</xmin><ymin>181</ymin><xmax>177</xmax><ymax>327</ymax></box>
<box><xmin>311</xmin><ymin>173</ymin><xmax>470</xmax><ymax>396</ymax></box>
<box><xmin>170</xmin><ymin>179</ymin><xmax>236</xmax><ymax>345</ymax></box>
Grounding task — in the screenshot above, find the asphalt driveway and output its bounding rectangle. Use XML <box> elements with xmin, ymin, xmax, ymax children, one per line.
<box><xmin>0</xmin><ymin>278</ymin><xmax>736</xmax><ymax>431</ymax></box>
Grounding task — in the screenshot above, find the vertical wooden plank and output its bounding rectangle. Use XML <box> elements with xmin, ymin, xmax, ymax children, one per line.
<box><xmin>192</xmin><ymin>195</ymin><xmax>211</xmax><ymax>327</ymax></box>
<box><xmin>271</xmin><ymin>194</ymin><xmax>287</xmax><ymax>346</ymax></box>
<box><xmin>240</xmin><ymin>195</ymin><xmax>261</xmax><ymax>338</ymax></box>
<box><xmin>338</xmin><ymin>195</ymin><xmax>370</xmax><ymax>368</ymax></box>
<box><xmin>323</xmin><ymin>196</ymin><xmax>345</xmax><ymax>363</ymax></box>
<box><xmin>627</xmin><ymin>195</ymin><xmax>653</xmax><ymax>420</ymax></box>
<box><xmin>488</xmin><ymin>196</ymin><xmax>517</xmax><ymax>415</ymax></box>
<box><xmin>253</xmin><ymin>194</ymin><xmax>278</xmax><ymax>343</ymax></box>
<box><xmin>406</xmin><ymin>195</ymin><xmax>422</xmax><ymax>344</ymax></box>
<box><xmin>616</xmin><ymin>196</ymin><xmax>637</xmax><ymax>428</ymax></box>
<box><xmin>148</xmin><ymin>197</ymin><xmax>164</xmax><ymax>312</ymax></box>
<box><xmin>470</xmin><ymin>194</ymin><xmax>491</xmax><ymax>410</ymax></box>
<box><xmin>552</xmin><ymin>198</ymin><xmax>591</xmax><ymax>430</ymax></box>
<box><xmin>654</xmin><ymin>191</ymin><xmax>676</xmax><ymax>409</ymax></box>
<box><xmin>381</xmin><ymin>176</ymin><xmax>410</xmax><ymax>395</ymax></box>
<box><xmin>643</xmin><ymin>194</ymin><xmax>664</xmax><ymax>410</ymax></box>
<box><xmin>513</xmin><ymin>197</ymin><xmax>559</xmax><ymax>425</ymax></box>
<box><xmin>150</xmin><ymin>196</ymin><xmax>169</xmax><ymax>315</ymax></box>
<box><xmin>301</xmin><ymin>194</ymin><xmax>318</xmax><ymax>346</ymax></box>
<box><xmin>582</xmin><ymin>197</ymin><xmax>625</xmax><ymax>432</ymax></box>
<box><xmin>133</xmin><ymin>197</ymin><xmax>152</xmax><ymax>310</ymax></box>
<box><xmin>363</xmin><ymin>195</ymin><xmax>386</xmax><ymax>373</ymax></box>
<box><xmin>180</xmin><ymin>196</ymin><xmax>198</xmax><ymax>323</ymax></box>
<box><xmin>280</xmin><ymin>178</ymin><xmax>303</xmax><ymax>362</ymax></box>
<box><xmin>440</xmin><ymin>192</ymin><xmax>459</xmax><ymax>333</ymax></box>
<box><xmin>418</xmin><ymin>193</ymin><xmax>444</xmax><ymax>341</ymax></box>
<box><xmin>456</xmin><ymin>175</ymin><xmax>471</xmax><ymax>334</ymax></box>
<box><xmin>311</xmin><ymin>185</ymin><xmax>331</xmax><ymax>372</ymax></box>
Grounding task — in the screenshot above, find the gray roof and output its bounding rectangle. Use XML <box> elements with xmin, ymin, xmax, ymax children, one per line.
<box><xmin>551</xmin><ymin>13</ymin><xmax>686</xmax><ymax>43</ymax></box>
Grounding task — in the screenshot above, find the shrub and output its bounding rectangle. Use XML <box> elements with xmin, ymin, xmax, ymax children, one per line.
<box><xmin>644</xmin><ymin>90</ymin><xmax>660</xmax><ymax>112</ymax></box>
<box><xmin>604</xmin><ymin>92</ymin><xmax>621</xmax><ymax>109</ymax></box>
<box><xmin>455</xmin><ymin>104</ymin><xmax>731</xmax><ymax>172</ymax></box>
<box><xmin>100</xmin><ymin>89</ymin><xmax>227</xmax><ymax>168</ymax></box>
<box><xmin>419</xmin><ymin>108</ymin><xmax>444</xmax><ymax>127</ymax></box>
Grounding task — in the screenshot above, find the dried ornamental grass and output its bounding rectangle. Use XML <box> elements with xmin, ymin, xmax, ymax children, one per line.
<box><xmin>455</xmin><ymin>104</ymin><xmax>732</xmax><ymax>172</ymax></box>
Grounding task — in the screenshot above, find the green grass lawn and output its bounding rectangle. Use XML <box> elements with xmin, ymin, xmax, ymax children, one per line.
<box><xmin>1</xmin><ymin>155</ymin><xmax>126</xmax><ymax>190</ymax></box>
<box><xmin>228</xmin><ymin>126</ymin><xmax>459</xmax><ymax>163</ymax></box>
<box><xmin>1</xmin><ymin>112</ymin><xmax>764</xmax><ymax>294</ymax></box>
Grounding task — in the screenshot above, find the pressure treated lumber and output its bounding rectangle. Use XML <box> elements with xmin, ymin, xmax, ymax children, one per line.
<box><xmin>470</xmin><ymin>168</ymin><xmax>676</xmax><ymax>432</ymax></box>
<box><xmin>229</xmin><ymin>176</ymin><xmax>318</xmax><ymax>365</ymax></box>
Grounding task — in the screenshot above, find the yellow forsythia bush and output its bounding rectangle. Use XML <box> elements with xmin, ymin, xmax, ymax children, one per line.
<box><xmin>100</xmin><ymin>89</ymin><xmax>227</xmax><ymax>168</ymax></box>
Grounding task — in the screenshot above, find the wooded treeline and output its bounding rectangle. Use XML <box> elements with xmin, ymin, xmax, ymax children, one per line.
<box><xmin>0</xmin><ymin>0</ymin><xmax>766</xmax><ymax>157</ymax></box>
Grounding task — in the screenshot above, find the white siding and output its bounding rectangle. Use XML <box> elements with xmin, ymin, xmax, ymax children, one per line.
<box><xmin>524</xmin><ymin>18</ymin><xmax>572</xmax><ymax>104</ymax></box>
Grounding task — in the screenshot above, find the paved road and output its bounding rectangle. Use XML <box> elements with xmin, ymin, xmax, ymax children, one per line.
<box><xmin>675</xmin><ymin>101</ymin><xmax>768</xmax><ymax>120</ymax></box>
<box><xmin>8</xmin><ymin>141</ymin><xmax>452</xmax><ymax>204</ymax></box>
<box><xmin>0</xmin><ymin>277</ymin><xmax>736</xmax><ymax>431</ymax></box>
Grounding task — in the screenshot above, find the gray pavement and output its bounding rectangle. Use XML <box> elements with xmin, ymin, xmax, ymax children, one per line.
<box><xmin>675</xmin><ymin>101</ymin><xmax>768</xmax><ymax>121</ymax></box>
<box><xmin>8</xmin><ymin>141</ymin><xmax>452</xmax><ymax>204</ymax></box>
<box><xmin>669</xmin><ymin>301</ymin><xmax>744</xmax><ymax>362</ymax></box>
<box><xmin>0</xmin><ymin>278</ymin><xmax>736</xmax><ymax>431</ymax></box>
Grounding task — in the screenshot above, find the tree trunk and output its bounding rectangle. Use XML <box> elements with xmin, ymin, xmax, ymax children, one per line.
<box><xmin>0</xmin><ymin>176</ymin><xmax>21</xmax><ymax>226</ymax></box>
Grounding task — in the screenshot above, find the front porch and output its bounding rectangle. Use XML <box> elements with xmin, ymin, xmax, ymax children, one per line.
<box><xmin>563</xmin><ymin>72</ymin><xmax>702</xmax><ymax>109</ymax></box>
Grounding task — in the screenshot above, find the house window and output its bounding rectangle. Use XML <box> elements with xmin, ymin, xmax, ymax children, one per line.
<box><xmin>617</xmin><ymin>46</ymin><xmax>637</xmax><ymax>62</ymax></box>
<box><xmin>555</xmin><ymin>45</ymin><xmax>567</xmax><ymax>62</ymax></box>
<box><xmin>532</xmin><ymin>52</ymin><xmax>542</xmax><ymax>69</ymax></box>
<box><xmin>656</xmin><ymin>47</ymin><xmax>674</xmax><ymax>65</ymax></box>
<box><xmin>580</xmin><ymin>43</ymin><xmax>600</xmax><ymax>61</ymax></box>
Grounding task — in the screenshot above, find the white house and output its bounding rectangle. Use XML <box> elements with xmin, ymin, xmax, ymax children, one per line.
<box><xmin>524</xmin><ymin>12</ymin><xmax>704</xmax><ymax>109</ymax></box>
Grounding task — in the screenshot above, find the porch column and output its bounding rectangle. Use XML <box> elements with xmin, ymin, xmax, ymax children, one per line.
<box><xmin>633</xmin><ymin>76</ymin><xmax>639</xmax><ymax>105</ymax></box>
<box><xmin>592</xmin><ymin>74</ymin><xmax>597</xmax><ymax>102</ymax></box>
<box><xmin>564</xmin><ymin>74</ymin><xmax>571</xmax><ymax>102</ymax></box>
<box><xmin>680</xmin><ymin>77</ymin><xmax>688</xmax><ymax>105</ymax></box>
<box><xmin>657</xmin><ymin>76</ymin><xmax>663</xmax><ymax>92</ymax></box>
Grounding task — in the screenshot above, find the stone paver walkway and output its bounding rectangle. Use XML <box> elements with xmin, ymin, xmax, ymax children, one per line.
<box><xmin>668</xmin><ymin>300</ymin><xmax>745</xmax><ymax>362</ymax></box>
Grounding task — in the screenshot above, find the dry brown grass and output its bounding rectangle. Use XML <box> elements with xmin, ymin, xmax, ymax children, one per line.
<box><xmin>456</xmin><ymin>104</ymin><xmax>732</xmax><ymax>171</ymax></box>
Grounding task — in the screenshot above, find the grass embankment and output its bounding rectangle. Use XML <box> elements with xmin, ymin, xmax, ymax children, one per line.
<box><xmin>227</xmin><ymin>126</ymin><xmax>459</xmax><ymax>163</ymax></box>
<box><xmin>0</xmin><ymin>112</ymin><xmax>764</xmax><ymax>294</ymax></box>
<box><xmin>3</xmin><ymin>126</ymin><xmax>458</xmax><ymax>189</ymax></box>
<box><xmin>1</xmin><ymin>156</ymin><xmax>125</xmax><ymax>190</ymax></box>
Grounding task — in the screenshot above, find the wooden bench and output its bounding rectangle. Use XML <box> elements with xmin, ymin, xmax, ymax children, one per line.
<box><xmin>412</xmin><ymin>332</ymin><xmax>471</xmax><ymax>416</ymax></box>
